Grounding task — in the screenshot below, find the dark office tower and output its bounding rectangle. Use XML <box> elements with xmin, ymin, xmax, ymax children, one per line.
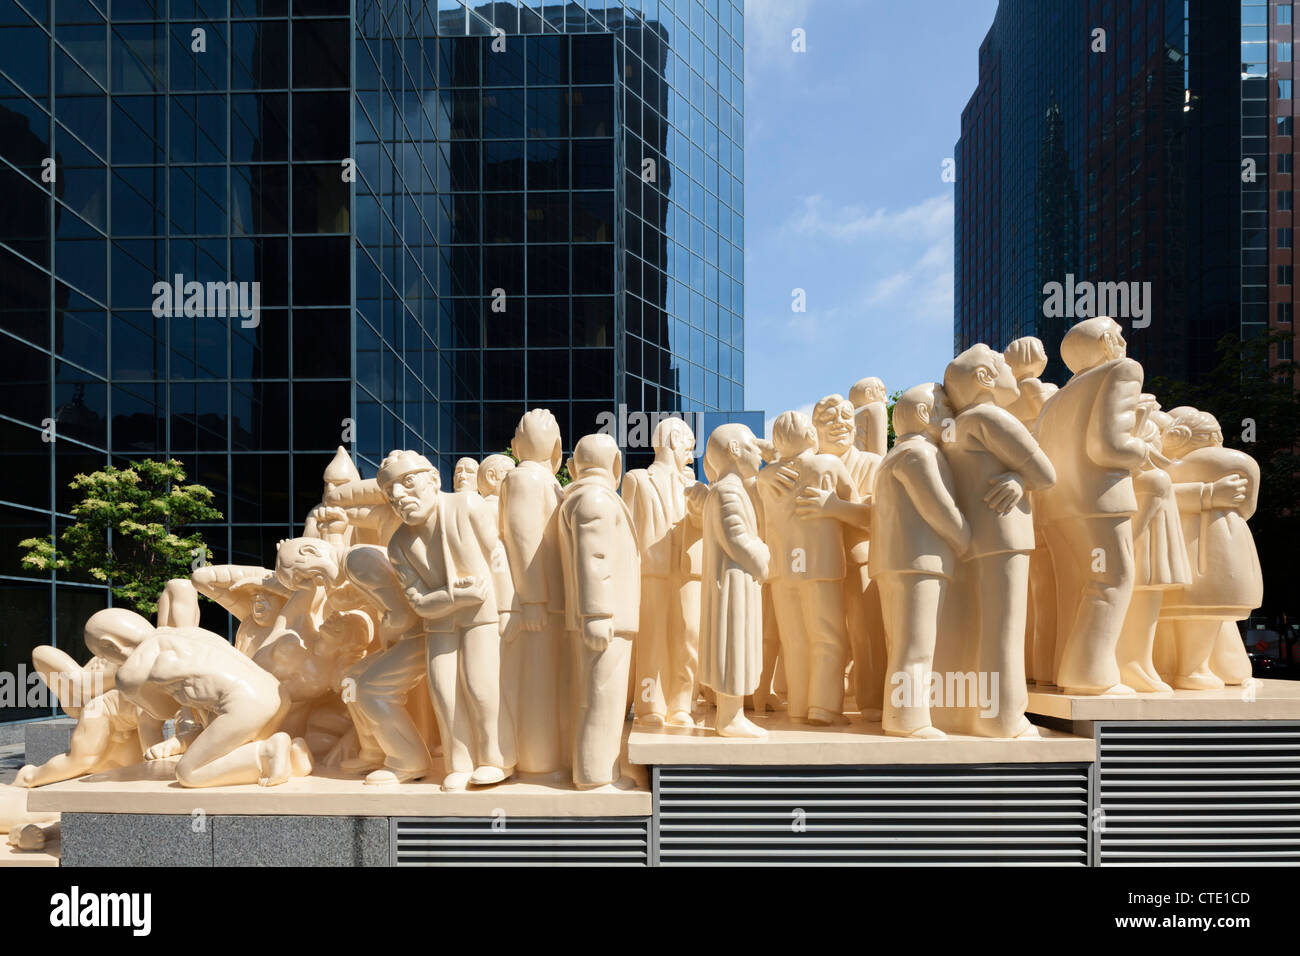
<box><xmin>0</xmin><ymin>0</ymin><xmax>747</xmax><ymax>721</ymax></box>
<box><xmin>955</xmin><ymin>0</ymin><xmax>1243</xmax><ymax>385</ymax></box>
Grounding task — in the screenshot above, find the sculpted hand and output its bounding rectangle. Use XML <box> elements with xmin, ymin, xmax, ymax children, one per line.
<box><xmin>984</xmin><ymin>472</ymin><xmax>1025</xmax><ymax>516</ymax></box>
<box><xmin>772</xmin><ymin>461</ymin><xmax>800</xmax><ymax>492</ymax></box>
<box><xmin>1210</xmin><ymin>473</ymin><xmax>1248</xmax><ymax>509</ymax></box>
<box><xmin>452</xmin><ymin>576</ymin><xmax>489</xmax><ymax>604</ymax></box>
<box><xmin>795</xmin><ymin>485</ymin><xmax>833</xmax><ymax>517</ymax></box>
<box><xmin>582</xmin><ymin>615</ymin><xmax>614</xmax><ymax>652</ymax></box>
<box><xmin>522</xmin><ymin>602</ymin><xmax>549</xmax><ymax>632</ymax></box>
<box><xmin>144</xmin><ymin>737</ymin><xmax>185</xmax><ymax>761</ymax></box>
<box><xmin>755</xmin><ymin>543</ymin><xmax>771</xmax><ymax>584</ymax></box>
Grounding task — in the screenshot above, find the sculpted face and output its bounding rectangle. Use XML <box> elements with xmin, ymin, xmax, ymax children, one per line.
<box><xmin>991</xmin><ymin>352</ymin><xmax>1022</xmax><ymax>408</ymax></box>
<box><xmin>276</xmin><ymin>538</ymin><xmax>342</xmax><ymax>591</ymax></box>
<box><xmin>1102</xmin><ymin>323</ymin><xmax>1128</xmax><ymax>361</ymax></box>
<box><xmin>735</xmin><ymin>434</ymin><xmax>763</xmax><ymax>479</ymax></box>
<box><xmin>384</xmin><ymin>469</ymin><xmax>440</xmax><ymax>526</ymax></box>
<box><xmin>453</xmin><ymin>457</ymin><xmax>479</xmax><ymax>492</ymax></box>
<box><xmin>814</xmin><ymin>398</ymin><xmax>855</xmax><ymax>455</ymax></box>
<box><xmin>250</xmin><ymin>590</ymin><xmax>280</xmax><ymax>626</ymax></box>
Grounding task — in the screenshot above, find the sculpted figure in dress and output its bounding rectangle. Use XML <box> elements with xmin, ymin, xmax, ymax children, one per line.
<box><xmin>850</xmin><ymin>376</ymin><xmax>890</xmax><ymax>458</ymax></box>
<box><xmin>1157</xmin><ymin>409</ymin><xmax>1262</xmax><ymax>689</ymax></box>
<box><xmin>1033</xmin><ymin>317</ymin><xmax>1146</xmax><ymax>696</ymax></box>
<box><xmin>871</xmin><ymin>383</ymin><xmax>971</xmax><ymax>738</ymax></box>
<box><xmin>474</xmin><ymin>452</ymin><xmax>520</xmax><ymax>771</ymax></box>
<box><xmin>349</xmin><ymin>450</ymin><xmax>510</xmax><ymax>790</ymax></box>
<box><xmin>75</xmin><ymin>608</ymin><xmax>312</xmax><ymax>788</ymax></box>
<box><xmin>1114</xmin><ymin>395</ymin><xmax>1191</xmax><ymax>693</ymax></box>
<box><xmin>454</xmin><ymin>457</ymin><xmax>480</xmax><ymax>493</ymax></box>
<box><xmin>942</xmin><ymin>344</ymin><xmax>1056</xmax><ymax>737</ymax></box>
<box><xmin>1002</xmin><ymin>337</ymin><xmax>1060</xmax><ymax>687</ymax></box>
<box><xmin>700</xmin><ymin>424</ymin><xmax>771</xmax><ymax>738</ymax></box>
<box><xmin>756</xmin><ymin>410</ymin><xmax>856</xmax><ymax>725</ymax></box>
<box><xmin>556</xmin><ymin>433</ymin><xmax>640</xmax><ymax>788</ymax></box>
<box><xmin>621</xmin><ymin>417</ymin><xmax>701</xmax><ymax>729</ymax></box>
<box><xmin>499</xmin><ymin>409</ymin><xmax>568</xmax><ymax>774</ymax></box>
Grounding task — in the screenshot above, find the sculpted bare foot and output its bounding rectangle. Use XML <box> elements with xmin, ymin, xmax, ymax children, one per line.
<box><xmin>716</xmin><ymin>713</ymin><xmax>767</xmax><ymax>738</ymax></box>
<box><xmin>14</xmin><ymin>765</ymin><xmax>38</xmax><ymax>789</ymax></box>
<box><xmin>289</xmin><ymin>737</ymin><xmax>313</xmax><ymax>778</ymax></box>
<box><xmin>258</xmin><ymin>733</ymin><xmax>293</xmax><ymax>787</ymax></box>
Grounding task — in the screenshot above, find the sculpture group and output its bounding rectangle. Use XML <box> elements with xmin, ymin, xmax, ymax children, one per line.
<box><xmin>14</xmin><ymin>316</ymin><xmax>1263</xmax><ymax>794</ymax></box>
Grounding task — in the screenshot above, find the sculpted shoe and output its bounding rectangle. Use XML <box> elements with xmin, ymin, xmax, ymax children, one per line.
<box><xmin>636</xmin><ymin>713</ymin><xmax>666</xmax><ymax>729</ymax></box>
<box><xmin>364</xmin><ymin>767</ymin><xmax>427</xmax><ymax>786</ymax></box>
<box><xmin>665</xmin><ymin>711</ymin><xmax>696</xmax><ymax>728</ymax></box>
<box><xmin>469</xmin><ymin>765</ymin><xmax>512</xmax><ymax>786</ymax></box>
<box><xmin>441</xmin><ymin>771</ymin><xmax>473</xmax><ymax>792</ymax></box>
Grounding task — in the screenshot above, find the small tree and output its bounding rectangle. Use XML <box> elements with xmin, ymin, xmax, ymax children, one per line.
<box><xmin>19</xmin><ymin>458</ymin><xmax>223</xmax><ymax>615</ymax></box>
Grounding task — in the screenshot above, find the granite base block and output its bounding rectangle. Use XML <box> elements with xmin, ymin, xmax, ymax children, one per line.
<box><xmin>24</xmin><ymin>719</ymin><xmax>76</xmax><ymax>766</ymax></box>
<box><xmin>61</xmin><ymin>812</ymin><xmax>213</xmax><ymax>867</ymax></box>
<box><xmin>213</xmin><ymin>815</ymin><xmax>388</xmax><ymax>867</ymax></box>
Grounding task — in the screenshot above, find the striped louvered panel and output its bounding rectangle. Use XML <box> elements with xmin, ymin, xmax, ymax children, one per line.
<box><xmin>1096</xmin><ymin>721</ymin><xmax>1300</xmax><ymax>865</ymax></box>
<box><xmin>655</xmin><ymin>764</ymin><xmax>1091</xmax><ymax>865</ymax></box>
<box><xmin>390</xmin><ymin>817</ymin><xmax>651</xmax><ymax>866</ymax></box>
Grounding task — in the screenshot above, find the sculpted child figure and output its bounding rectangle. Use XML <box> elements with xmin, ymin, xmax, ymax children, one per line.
<box><xmin>942</xmin><ymin>344</ymin><xmax>1056</xmax><ymax>737</ymax></box>
<box><xmin>75</xmin><ymin>608</ymin><xmax>312</xmax><ymax>788</ymax></box>
<box><xmin>700</xmin><ymin>424</ymin><xmax>771</xmax><ymax>738</ymax></box>
<box><xmin>1034</xmin><ymin>317</ymin><xmax>1147</xmax><ymax>695</ymax></box>
<box><xmin>621</xmin><ymin>417</ymin><xmax>701</xmax><ymax>729</ymax></box>
<box><xmin>757</xmin><ymin>410</ymin><xmax>856</xmax><ymax>725</ymax></box>
<box><xmin>850</xmin><ymin>376</ymin><xmax>889</xmax><ymax>458</ymax></box>
<box><xmin>499</xmin><ymin>409</ymin><xmax>568</xmax><ymax>774</ymax></box>
<box><xmin>870</xmin><ymin>383</ymin><xmax>971</xmax><ymax>738</ymax></box>
<box><xmin>1158</xmin><ymin>409</ymin><xmax>1262</xmax><ymax>689</ymax></box>
<box><xmin>556</xmin><ymin>433</ymin><xmax>641</xmax><ymax>788</ymax></box>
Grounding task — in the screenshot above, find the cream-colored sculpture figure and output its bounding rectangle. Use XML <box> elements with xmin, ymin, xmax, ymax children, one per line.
<box><xmin>1114</xmin><ymin>396</ymin><xmax>1190</xmax><ymax>693</ymax></box>
<box><xmin>454</xmin><ymin>457</ymin><xmax>480</xmax><ymax>493</ymax></box>
<box><xmin>499</xmin><ymin>409</ymin><xmax>568</xmax><ymax>774</ymax></box>
<box><xmin>190</xmin><ymin>566</ymin><xmax>290</xmax><ymax>659</ymax></box>
<box><xmin>700</xmin><ymin>424</ymin><xmax>770</xmax><ymax>738</ymax></box>
<box><xmin>757</xmin><ymin>410</ymin><xmax>856</xmax><ymax>725</ymax></box>
<box><xmin>1159</xmin><ymin>409</ymin><xmax>1262</xmax><ymax>689</ymax></box>
<box><xmin>556</xmin><ymin>433</ymin><xmax>640</xmax><ymax>788</ymax></box>
<box><xmin>807</xmin><ymin>393</ymin><xmax>883</xmax><ymax>717</ymax></box>
<box><xmin>354</xmin><ymin>451</ymin><xmax>510</xmax><ymax>790</ymax></box>
<box><xmin>850</xmin><ymin>376</ymin><xmax>889</xmax><ymax>458</ymax></box>
<box><xmin>309</xmin><ymin>446</ymin><xmax>403</xmax><ymax>548</ymax></box>
<box><xmin>871</xmin><ymin>384</ymin><xmax>971</xmax><ymax>738</ymax></box>
<box><xmin>1002</xmin><ymin>337</ymin><xmax>1060</xmax><ymax>687</ymax></box>
<box><xmin>14</xmin><ymin>646</ymin><xmax>156</xmax><ymax>789</ymax></box>
<box><xmin>75</xmin><ymin>608</ymin><xmax>312</xmax><ymax>788</ymax></box>
<box><xmin>942</xmin><ymin>345</ymin><xmax>1056</xmax><ymax>737</ymax></box>
<box><xmin>621</xmin><ymin>417</ymin><xmax>701</xmax><ymax>729</ymax></box>
<box><xmin>1034</xmin><ymin>317</ymin><xmax>1145</xmax><ymax>695</ymax></box>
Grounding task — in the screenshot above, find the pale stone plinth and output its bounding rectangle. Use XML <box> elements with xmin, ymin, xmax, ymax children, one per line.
<box><xmin>1026</xmin><ymin>677</ymin><xmax>1300</xmax><ymax>722</ymax></box>
<box><xmin>627</xmin><ymin>710</ymin><xmax>1095</xmax><ymax>766</ymax></box>
<box><xmin>28</xmin><ymin>759</ymin><xmax>649</xmax><ymax>817</ymax></box>
<box><xmin>0</xmin><ymin>838</ymin><xmax>59</xmax><ymax>867</ymax></box>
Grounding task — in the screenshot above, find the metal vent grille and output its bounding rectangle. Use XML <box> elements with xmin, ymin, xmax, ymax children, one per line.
<box><xmin>655</xmin><ymin>764</ymin><xmax>1090</xmax><ymax>865</ymax></box>
<box><xmin>391</xmin><ymin>817</ymin><xmax>650</xmax><ymax>866</ymax></box>
<box><xmin>1096</xmin><ymin>721</ymin><xmax>1300</xmax><ymax>866</ymax></box>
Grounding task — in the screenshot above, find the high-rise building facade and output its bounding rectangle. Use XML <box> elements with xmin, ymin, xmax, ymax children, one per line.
<box><xmin>955</xmin><ymin>0</ymin><xmax>1251</xmax><ymax>385</ymax></box>
<box><xmin>0</xmin><ymin>0</ymin><xmax>747</xmax><ymax>720</ymax></box>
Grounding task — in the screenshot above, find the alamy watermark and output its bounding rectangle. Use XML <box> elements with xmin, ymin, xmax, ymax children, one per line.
<box><xmin>1041</xmin><ymin>273</ymin><xmax>1151</xmax><ymax>329</ymax></box>
<box><xmin>595</xmin><ymin>404</ymin><xmax>705</xmax><ymax>453</ymax></box>
<box><xmin>151</xmin><ymin>274</ymin><xmax>261</xmax><ymax>328</ymax></box>
<box><xmin>0</xmin><ymin>666</ymin><xmax>105</xmax><ymax>711</ymax></box>
<box><xmin>890</xmin><ymin>670</ymin><xmax>1001</xmax><ymax>718</ymax></box>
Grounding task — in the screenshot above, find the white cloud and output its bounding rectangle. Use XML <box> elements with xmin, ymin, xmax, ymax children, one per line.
<box><xmin>788</xmin><ymin>193</ymin><xmax>953</xmax><ymax>243</ymax></box>
<box><xmin>744</xmin><ymin>0</ymin><xmax>817</xmax><ymax>74</ymax></box>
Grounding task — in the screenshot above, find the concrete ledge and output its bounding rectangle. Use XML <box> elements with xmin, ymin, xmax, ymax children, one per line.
<box><xmin>29</xmin><ymin>761</ymin><xmax>650</xmax><ymax>817</ymax></box>
<box><xmin>0</xmin><ymin>838</ymin><xmax>60</xmax><ymax>867</ymax></box>
<box><xmin>1026</xmin><ymin>678</ymin><xmax>1300</xmax><ymax>722</ymax></box>
<box><xmin>61</xmin><ymin>812</ymin><xmax>210</xmax><ymax>867</ymax></box>
<box><xmin>628</xmin><ymin>711</ymin><xmax>1095</xmax><ymax>766</ymax></box>
<box><xmin>24</xmin><ymin>719</ymin><xmax>76</xmax><ymax>766</ymax></box>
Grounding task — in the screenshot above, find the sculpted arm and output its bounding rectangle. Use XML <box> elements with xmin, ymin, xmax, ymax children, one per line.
<box><xmin>896</xmin><ymin>450</ymin><xmax>970</xmax><ymax>556</ymax></box>
<box><xmin>1086</xmin><ymin>359</ymin><xmax>1149</xmax><ymax>472</ymax></box>
<box><xmin>718</xmin><ymin>485</ymin><xmax>770</xmax><ymax>581</ymax></box>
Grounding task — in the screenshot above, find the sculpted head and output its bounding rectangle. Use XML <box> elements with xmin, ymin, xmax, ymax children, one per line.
<box><xmin>1060</xmin><ymin>317</ymin><xmax>1127</xmax><ymax>374</ymax></box>
<box><xmin>944</xmin><ymin>343</ymin><xmax>1019</xmax><ymax>412</ymax></box>
<box><xmin>849</xmin><ymin>377</ymin><xmax>887</xmax><ymax>408</ymax></box>
<box><xmin>771</xmin><ymin>410</ymin><xmax>819</xmax><ymax>460</ymax></box>
<box><xmin>652</xmin><ymin>416</ymin><xmax>696</xmax><ymax>475</ymax></box>
<box><xmin>703</xmin><ymin>423</ymin><xmax>763</xmax><ymax>483</ymax></box>
<box><xmin>513</xmin><ymin>408</ymin><xmax>563</xmax><ymax>473</ymax></box>
<box><xmin>477</xmin><ymin>454</ymin><xmax>516</xmax><ymax>497</ymax></box>
<box><xmin>84</xmin><ymin>608</ymin><xmax>155</xmax><ymax>665</ymax></box>
<box><xmin>453</xmin><ymin>457</ymin><xmax>479</xmax><ymax>493</ymax></box>
<box><xmin>275</xmin><ymin>537</ymin><xmax>344</xmax><ymax>591</ymax></box>
<box><xmin>1003</xmin><ymin>336</ymin><xmax>1048</xmax><ymax>381</ymax></box>
<box><xmin>812</xmin><ymin>394</ymin><xmax>856</xmax><ymax>456</ymax></box>
<box><xmin>231</xmin><ymin>574</ymin><xmax>290</xmax><ymax>625</ymax></box>
<box><xmin>1162</xmin><ymin>407</ymin><xmax>1223</xmax><ymax>459</ymax></box>
<box><xmin>322</xmin><ymin>446</ymin><xmax>361</xmax><ymax>489</ymax></box>
<box><xmin>378</xmin><ymin>450</ymin><xmax>441</xmax><ymax>526</ymax></box>
<box><xmin>570</xmin><ymin>432</ymin><xmax>622</xmax><ymax>490</ymax></box>
<box><xmin>893</xmin><ymin>382</ymin><xmax>952</xmax><ymax>443</ymax></box>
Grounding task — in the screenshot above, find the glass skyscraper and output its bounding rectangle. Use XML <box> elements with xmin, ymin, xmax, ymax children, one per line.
<box><xmin>0</xmin><ymin>0</ymin><xmax>747</xmax><ymax>720</ymax></box>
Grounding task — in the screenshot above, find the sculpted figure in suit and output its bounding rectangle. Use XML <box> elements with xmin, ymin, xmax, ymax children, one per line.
<box><xmin>1002</xmin><ymin>337</ymin><xmax>1060</xmax><ymax>687</ymax></box>
<box><xmin>699</xmin><ymin>424</ymin><xmax>770</xmax><ymax>738</ymax></box>
<box><xmin>621</xmin><ymin>417</ymin><xmax>701</xmax><ymax>729</ymax></box>
<box><xmin>557</xmin><ymin>433</ymin><xmax>640</xmax><ymax>789</ymax></box>
<box><xmin>942</xmin><ymin>345</ymin><xmax>1056</xmax><ymax>737</ymax></box>
<box><xmin>306</xmin><ymin>446</ymin><xmax>403</xmax><ymax>549</ymax></box>
<box><xmin>1034</xmin><ymin>317</ymin><xmax>1146</xmax><ymax>695</ymax></box>
<box><xmin>871</xmin><ymin>384</ymin><xmax>970</xmax><ymax>738</ymax></box>
<box><xmin>850</xmin><ymin>376</ymin><xmax>889</xmax><ymax>458</ymax></box>
<box><xmin>757</xmin><ymin>410</ymin><xmax>856</xmax><ymax>725</ymax></box>
<box><xmin>499</xmin><ymin>409</ymin><xmax>568</xmax><ymax>774</ymax></box>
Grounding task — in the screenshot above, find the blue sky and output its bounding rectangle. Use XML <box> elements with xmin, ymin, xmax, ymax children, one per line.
<box><xmin>742</xmin><ymin>0</ymin><xmax>999</xmax><ymax>432</ymax></box>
